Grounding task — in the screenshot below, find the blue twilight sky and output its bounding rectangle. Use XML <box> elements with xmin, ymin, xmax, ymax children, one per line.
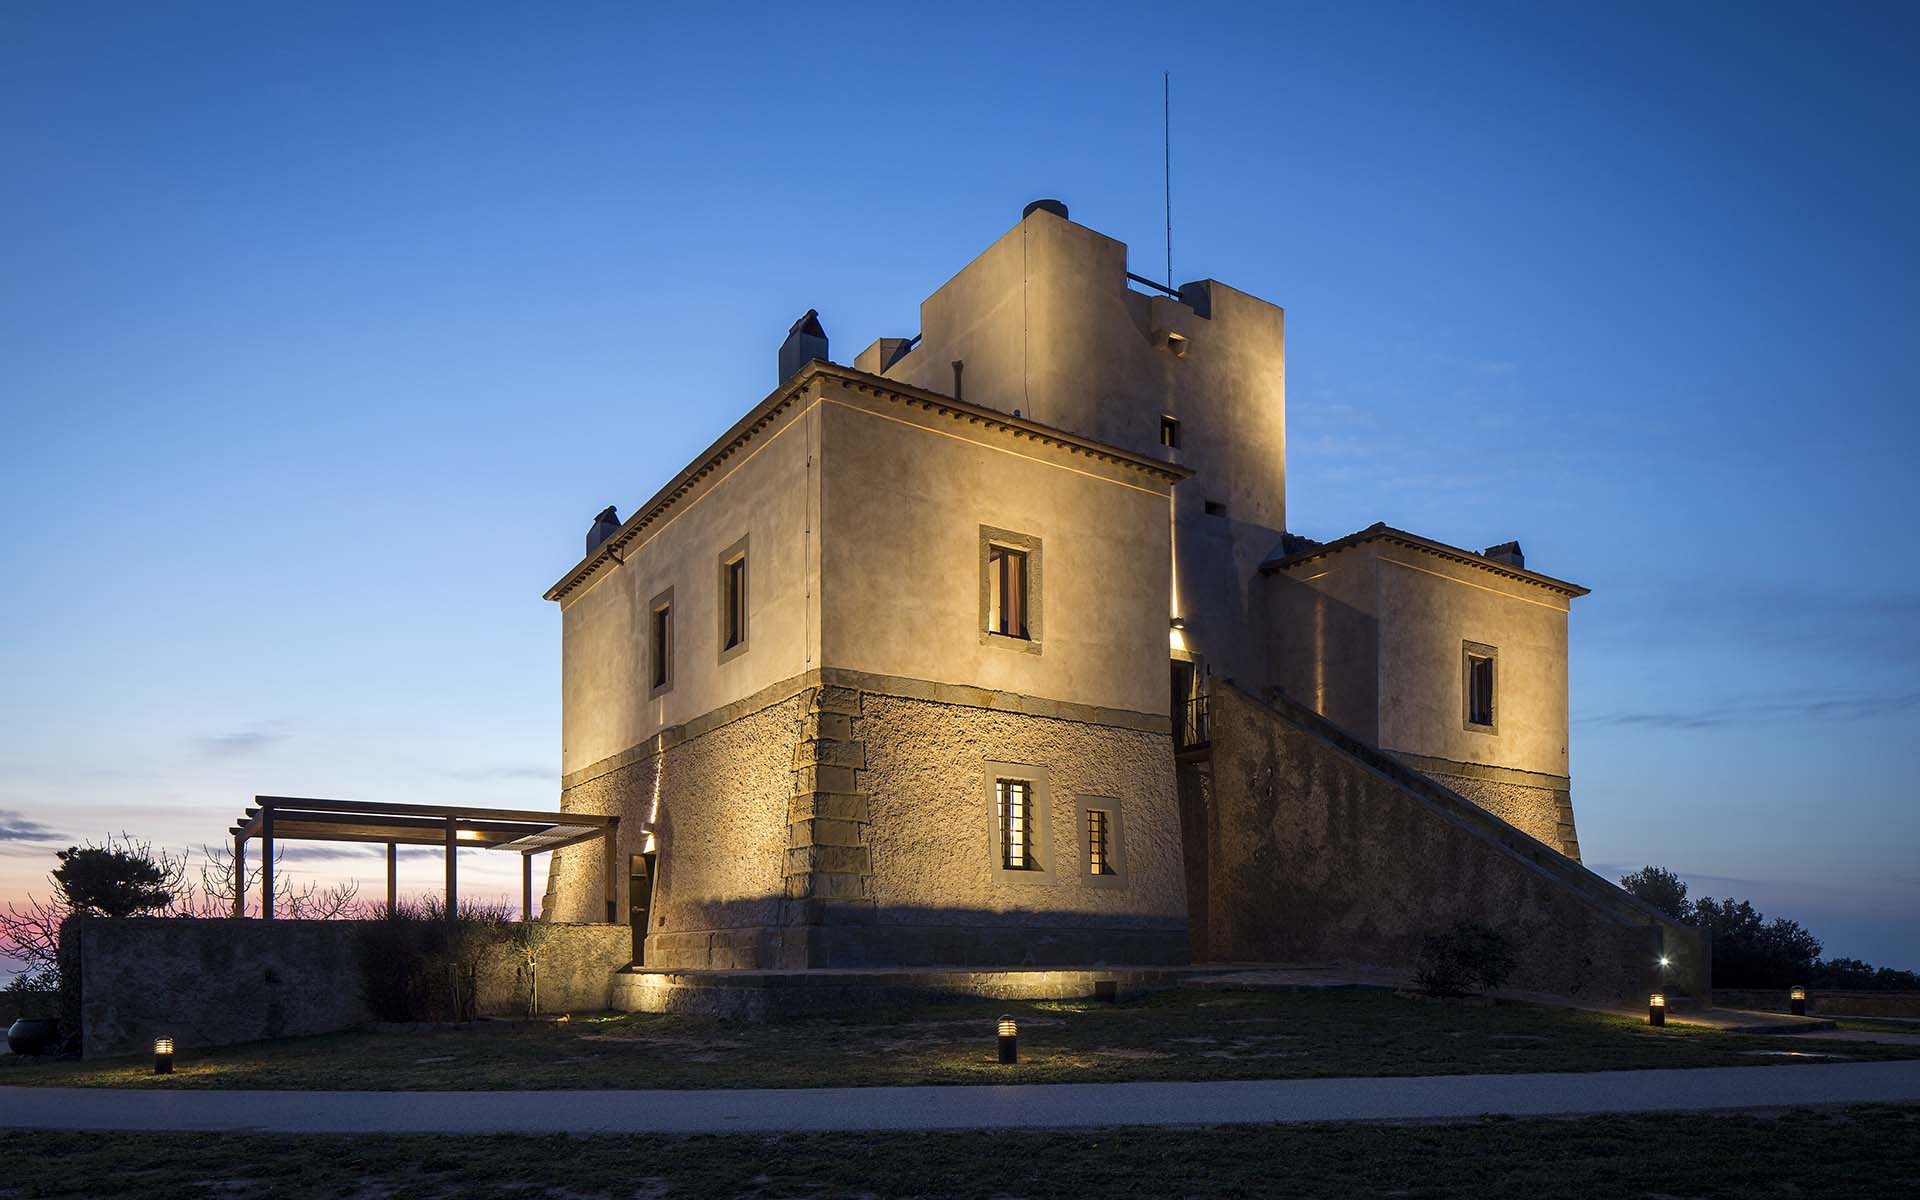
<box><xmin>2</xmin><ymin>2</ymin><xmax>1916</xmax><ymax>965</ymax></box>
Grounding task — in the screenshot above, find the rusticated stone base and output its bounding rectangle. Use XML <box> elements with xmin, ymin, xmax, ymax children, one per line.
<box><xmin>612</xmin><ymin>963</ymin><xmax>1196</xmax><ymax>1019</ymax></box>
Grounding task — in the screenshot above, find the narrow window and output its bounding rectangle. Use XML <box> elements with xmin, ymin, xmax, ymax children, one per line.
<box><xmin>987</xmin><ymin>545</ymin><xmax>1029</xmax><ymax>639</ymax></box>
<box><xmin>650</xmin><ymin>602</ymin><xmax>672</xmax><ymax>692</ymax></box>
<box><xmin>1159</xmin><ymin>415</ymin><xmax>1181</xmax><ymax>448</ymax></box>
<box><xmin>997</xmin><ymin>779</ymin><xmax>1035</xmax><ymax>870</ymax></box>
<box><xmin>1087</xmin><ymin>809</ymin><xmax>1113</xmax><ymax>875</ymax></box>
<box><xmin>723</xmin><ymin>556</ymin><xmax>746</xmax><ymax>650</ymax></box>
<box><xmin>1467</xmin><ymin>654</ymin><xmax>1494</xmax><ymax>727</ymax></box>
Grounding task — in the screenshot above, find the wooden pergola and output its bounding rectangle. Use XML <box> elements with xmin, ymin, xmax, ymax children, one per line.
<box><xmin>230</xmin><ymin>796</ymin><xmax>619</xmax><ymax>922</ymax></box>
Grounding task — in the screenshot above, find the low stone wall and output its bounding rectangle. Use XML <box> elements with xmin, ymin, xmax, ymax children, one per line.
<box><xmin>1186</xmin><ymin>684</ymin><xmax>1708</xmax><ymax>1006</ymax></box>
<box><xmin>613</xmin><ymin>965</ymin><xmax>1193</xmax><ymax>1019</ymax></box>
<box><xmin>1717</xmin><ymin>989</ymin><xmax>1920</xmax><ymax>1019</ymax></box>
<box><xmin>72</xmin><ymin>917</ymin><xmax>627</xmax><ymax>1060</ymax></box>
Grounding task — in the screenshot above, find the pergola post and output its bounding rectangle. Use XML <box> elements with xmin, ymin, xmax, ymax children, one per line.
<box><xmin>260</xmin><ymin>800</ymin><xmax>275</xmax><ymax>922</ymax></box>
<box><xmin>603</xmin><ymin>819</ymin><xmax>620</xmax><ymax>924</ymax></box>
<box><xmin>232</xmin><ymin>833</ymin><xmax>246</xmax><ymax>918</ymax></box>
<box><xmin>444</xmin><ymin>817</ymin><xmax>458</xmax><ymax>920</ymax></box>
<box><xmin>522</xmin><ymin>852</ymin><xmax>533</xmax><ymax>922</ymax></box>
<box><xmin>386</xmin><ymin>842</ymin><xmax>398</xmax><ymax>916</ymax></box>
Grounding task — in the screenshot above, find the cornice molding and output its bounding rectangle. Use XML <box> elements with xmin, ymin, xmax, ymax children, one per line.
<box><xmin>545</xmin><ymin>361</ymin><xmax>1190</xmax><ymax>604</ymax></box>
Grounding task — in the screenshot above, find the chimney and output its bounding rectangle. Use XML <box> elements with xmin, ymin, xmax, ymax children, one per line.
<box><xmin>779</xmin><ymin>310</ymin><xmax>829</xmax><ymax>384</ymax></box>
<box><xmin>586</xmin><ymin>505</ymin><xmax>620</xmax><ymax>555</ymax></box>
<box><xmin>1482</xmin><ymin>541</ymin><xmax>1525</xmax><ymax>569</ymax></box>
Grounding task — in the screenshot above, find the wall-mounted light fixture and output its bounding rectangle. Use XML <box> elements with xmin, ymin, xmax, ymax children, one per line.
<box><xmin>1790</xmin><ymin>985</ymin><xmax>1807</xmax><ymax>1016</ymax></box>
<box><xmin>998</xmin><ymin>1015</ymin><xmax>1018</xmax><ymax>1064</ymax></box>
<box><xmin>1648</xmin><ymin>993</ymin><xmax>1666</xmax><ymax>1027</ymax></box>
<box><xmin>154</xmin><ymin>1037</ymin><xmax>174</xmax><ymax>1074</ymax></box>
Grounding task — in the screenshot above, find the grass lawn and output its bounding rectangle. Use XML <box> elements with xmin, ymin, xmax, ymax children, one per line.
<box><xmin>5</xmin><ymin>988</ymin><xmax>1917</xmax><ymax>1091</ymax></box>
<box><xmin>2</xmin><ymin>1106</ymin><xmax>1915</xmax><ymax>1198</ymax></box>
<box><xmin>1837</xmin><ymin>1017</ymin><xmax>1920</xmax><ymax>1035</ymax></box>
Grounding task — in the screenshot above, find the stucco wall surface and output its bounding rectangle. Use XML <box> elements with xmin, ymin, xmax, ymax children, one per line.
<box><xmin>549</xmin><ymin>692</ymin><xmax>801</xmax><ymax>944</ymax></box>
<box><xmin>818</xmin><ymin>382</ymin><xmax>1173</xmax><ymax>720</ymax></box>
<box><xmin>73</xmin><ymin>917</ymin><xmax>626</xmax><ymax>1060</ymax></box>
<box><xmin>1268</xmin><ymin>540</ymin><xmax>1573</xmax><ymax>781</ymax></box>
<box><xmin>557</xmin><ymin>396</ymin><xmax>819</xmax><ymax>777</ymax></box>
<box><xmin>880</xmin><ymin>206</ymin><xmax>1286</xmax><ymax>686</ymax></box>
<box><xmin>548</xmin><ymin>685</ymin><xmax>1190</xmax><ymax>970</ymax></box>
<box><xmin>857</xmin><ymin>693</ymin><xmax>1187</xmax><ymax>942</ymax></box>
<box><xmin>1188</xmin><ymin>685</ymin><xmax>1703</xmax><ymax>1004</ymax></box>
<box><xmin>1373</xmin><ymin>546</ymin><xmax>1571</xmax><ymax>777</ymax></box>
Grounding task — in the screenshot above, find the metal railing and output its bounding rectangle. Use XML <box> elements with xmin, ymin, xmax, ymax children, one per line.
<box><xmin>1175</xmin><ymin>692</ymin><xmax>1210</xmax><ymax>752</ymax></box>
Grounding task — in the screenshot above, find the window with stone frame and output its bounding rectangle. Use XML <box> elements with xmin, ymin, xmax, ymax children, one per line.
<box><xmin>1463</xmin><ymin>640</ymin><xmax>1497</xmax><ymax>732</ymax></box>
<box><xmin>979</xmin><ymin>526</ymin><xmax>1043</xmax><ymax>652</ymax></box>
<box><xmin>997</xmin><ymin>778</ymin><xmax>1036</xmax><ymax>870</ymax></box>
<box><xmin>648</xmin><ymin>588</ymin><xmax>674</xmax><ymax>697</ymax></box>
<box><xmin>985</xmin><ymin>761</ymin><xmax>1052</xmax><ymax>883</ymax></box>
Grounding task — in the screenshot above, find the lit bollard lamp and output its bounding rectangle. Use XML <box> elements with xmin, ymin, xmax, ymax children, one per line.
<box><xmin>998</xmin><ymin>1015</ymin><xmax>1018</xmax><ymax>1064</ymax></box>
<box><xmin>1648</xmin><ymin>993</ymin><xmax>1666</xmax><ymax>1027</ymax></box>
<box><xmin>1790</xmin><ymin>985</ymin><xmax>1807</xmax><ymax>1016</ymax></box>
<box><xmin>154</xmin><ymin>1038</ymin><xmax>174</xmax><ymax>1075</ymax></box>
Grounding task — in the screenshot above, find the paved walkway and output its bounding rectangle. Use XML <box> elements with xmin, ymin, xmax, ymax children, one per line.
<box><xmin>6</xmin><ymin>1061</ymin><xmax>1920</xmax><ymax>1135</ymax></box>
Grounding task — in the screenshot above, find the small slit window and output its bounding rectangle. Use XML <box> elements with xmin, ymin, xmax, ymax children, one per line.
<box><xmin>717</xmin><ymin>535</ymin><xmax>749</xmax><ymax>663</ymax></box>
<box><xmin>723</xmin><ymin>559</ymin><xmax>745</xmax><ymax>648</ymax></box>
<box><xmin>1204</xmin><ymin>500</ymin><xmax>1228</xmax><ymax>518</ymax></box>
<box><xmin>1159</xmin><ymin>415</ymin><xmax>1181</xmax><ymax>448</ymax></box>
<box><xmin>648</xmin><ymin>591</ymin><xmax>674</xmax><ymax>696</ymax></box>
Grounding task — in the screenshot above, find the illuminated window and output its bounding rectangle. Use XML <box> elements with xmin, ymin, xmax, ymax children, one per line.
<box><xmin>1078</xmin><ymin>797</ymin><xmax>1124</xmax><ymax>886</ymax></box>
<box><xmin>1086</xmin><ymin>809</ymin><xmax>1113</xmax><ymax>875</ymax></box>
<box><xmin>979</xmin><ymin>527</ymin><xmax>1042</xmax><ymax>651</ymax></box>
<box><xmin>717</xmin><ymin>534</ymin><xmax>749</xmax><ymax>663</ymax></box>
<box><xmin>1463</xmin><ymin>641</ymin><xmax>1497</xmax><ymax>731</ymax></box>
<box><xmin>648</xmin><ymin>589</ymin><xmax>674</xmax><ymax>696</ymax></box>
<box><xmin>997</xmin><ymin>779</ymin><xmax>1035</xmax><ymax>870</ymax></box>
<box><xmin>1159</xmin><ymin>415</ymin><xmax>1181</xmax><ymax>448</ymax></box>
<box><xmin>987</xmin><ymin>546</ymin><xmax>1029</xmax><ymax>639</ymax></box>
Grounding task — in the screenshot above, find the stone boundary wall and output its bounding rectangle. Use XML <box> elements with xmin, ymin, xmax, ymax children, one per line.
<box><xmin>1716</xmin><ymin>989</ymin><xmax>1920</xmax><ymax>1019</ymax></box>
<box><xmin>72</xmin><ymin>917</ymin><xmax>626</xmax><ymax>1060</ymax></box>
<box><xmin>612</xmin><ymin>965</ymin><xmax>1192</xmax><ymax>1019</ymax></box>
<box><xmin>1187</xmin><ymin>684</ymin><xmax>1707</xmax><ymax>1006</ymax></box>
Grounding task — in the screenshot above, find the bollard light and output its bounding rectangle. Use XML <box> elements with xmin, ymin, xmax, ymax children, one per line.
<box><xmin>998</xmin><ymin>1015</ymin><xmax>1018</xmax><ymax>1064</ymax></box>
<box><xmin>1790</xmin><ymin>985</ymin><xmax>1807</xmax><ymax>1016</ymax></box>
<box><xmin>1648</xmin><ymin>993</ymin><xmax>1666</xmax><ymax>1027</ymax></box>
<box><xmin>154</xmin><ymin>1037</ymin><xmax>174</xmax><ymax>1075</ymax></box>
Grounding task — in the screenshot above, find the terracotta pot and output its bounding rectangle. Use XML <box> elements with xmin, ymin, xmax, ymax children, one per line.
<box><xmin>6</xmin><ymin>1018</ymin><xmax>61</xmax><ymax>1056</ymax></box>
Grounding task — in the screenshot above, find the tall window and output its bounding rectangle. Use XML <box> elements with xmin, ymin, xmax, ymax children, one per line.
<box><xmin>987</xmin><ymin>545</ymin><xmax>1029</xmax><ymax>639</ymax></box>
<box><xmin>721</xmin><ymin>552</ymin><xmax>747</xmax><ymax>652</ymax></box>
<box><xmin>1086</xmin><ymin>809</ymin><xmax>1113</xmax><ymax>876</ymax></box>
<box><xmin>1464</xmin><ymin>642</ymin><xmax>1496</xmax><ymax>730</ymax></box>
<box><xmin>649</xmin><ymin>598</ymin><xmax>673</xmax><ymax>694</ymax></box>
<box><xmin>723</xmin><ymin>558</ymin><xmax>745</xmax><ymax>648</ymax></box>
<box><xmin>997</xmin><ymin>779</ymin><xmax>1035</xmax><ymax>870</ymax></box>
<box><xmin>1159</xmin><ymin>415</ymin><xmax>1181</xmax><ymax>448</ymax></box>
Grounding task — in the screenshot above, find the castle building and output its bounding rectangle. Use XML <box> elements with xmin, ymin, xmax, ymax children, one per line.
<box><xmin>543</xmin><ymin>202</ymin><xmax>1701</xmax><ymax>1002</ymax></box>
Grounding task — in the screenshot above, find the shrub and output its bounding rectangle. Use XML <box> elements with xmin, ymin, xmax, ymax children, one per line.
<box><xmin>353</xmin><ymin>900</ymin><xmax>521</xmax><ymax>1022</ymax></box>
<box><xmin>53</xmin><ymin>843</ymin><xmax>177</xmax><ymax>918</ymax></box>
<box><xmin>1416</xmin><ymin>921</ymin><xmax>1518</xmax><ymax>998</ymax></box>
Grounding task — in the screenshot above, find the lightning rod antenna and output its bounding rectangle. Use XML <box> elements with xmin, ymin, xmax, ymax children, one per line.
<box><xmin>1164</xmin><ymin>71</ymin><xmax>1172</xmax><ymax>290</ymax></box>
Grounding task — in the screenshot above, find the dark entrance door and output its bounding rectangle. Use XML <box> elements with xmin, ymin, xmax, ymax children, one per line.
<box><xmin>628</xmin><ymin>852</ymin><xmax>657</xmax><ymax>965</ymax></box>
